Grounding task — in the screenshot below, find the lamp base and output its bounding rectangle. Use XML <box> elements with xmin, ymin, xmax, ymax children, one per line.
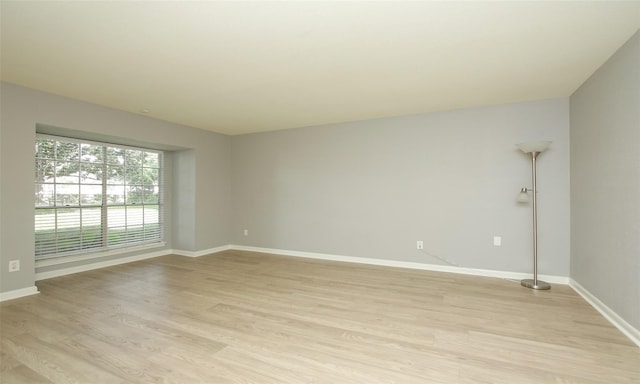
<box><xmin>521</xmin><ymin>279</ymin><xmax>551</xmax><ymax>290</ymax></box>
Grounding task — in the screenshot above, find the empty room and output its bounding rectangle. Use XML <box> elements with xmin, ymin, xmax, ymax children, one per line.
<box><xmin>1</xmin><ymin>1</ymin><xmax>639</xmax><ymax>383</ymax></box>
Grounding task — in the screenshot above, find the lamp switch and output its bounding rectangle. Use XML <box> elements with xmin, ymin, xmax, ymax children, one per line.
<box><xmin>417</xmin><ymin>241</ymin><xmax>424</xmax><ymax>250</ymax></box>
<box><xmin>493</xmin><ymin>236</ymin><xmax>502</xmax><ymax>246</ymax></box>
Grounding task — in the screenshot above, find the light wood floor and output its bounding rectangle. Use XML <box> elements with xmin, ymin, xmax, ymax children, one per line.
<box><xmin>1</xmin><ymin>250</ymin><xmax>638</xmax><ymax>383</ymax></box>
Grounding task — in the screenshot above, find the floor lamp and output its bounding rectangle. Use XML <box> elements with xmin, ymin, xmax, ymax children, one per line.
<box><xmin>517</xmin><ymin>140</ymin><xmax>551</xmax><ymax>290</ymax></box>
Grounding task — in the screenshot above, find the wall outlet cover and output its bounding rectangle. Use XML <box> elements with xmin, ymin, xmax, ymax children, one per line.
<box><xmin>8</xmin><ymin>260</ymin><xmax>20</xmax><ymax>272</ymax></box>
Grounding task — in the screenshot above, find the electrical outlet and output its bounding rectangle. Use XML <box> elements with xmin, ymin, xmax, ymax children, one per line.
<box><xmin>243</xmin><ymin>229</ymin><xmax>249</xmax><ymax>236</ymax></box>
<box><xmin>8</xmin><ymin>260</ymin><xmax>20</xmax><ymax>272</ymax></box>
<box><xmin>493</xmin><ymin>236</ymin><xmax>502</xmax><ymax>246</ymax></box>
<box><xmin>416</xmin><ymin>241</ymin><xmax>424</xmax><ymax>250</ymax></box>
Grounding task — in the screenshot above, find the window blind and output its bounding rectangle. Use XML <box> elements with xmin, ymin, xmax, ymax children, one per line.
<box><xmin>35</xmin><ymin>134</ymin><xmax>164</xmax><ymax>260</ymax></box>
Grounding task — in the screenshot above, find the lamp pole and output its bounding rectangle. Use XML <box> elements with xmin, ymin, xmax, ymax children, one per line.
<box><xmin>521</xmin><ymin>150</ymin><xmax>550</xmax><ymax>290</ymax></box>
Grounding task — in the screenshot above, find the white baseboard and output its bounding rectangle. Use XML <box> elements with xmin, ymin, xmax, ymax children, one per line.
<box><xmin>35</xmin><ymin>249</ymin><xmax>173</xmax><ymax>281</ymax></box>
<box><xmin>569</xmin><ymin>278</ymin><xmax>640</xmax><ymax>347</ymax></box>
<box><xmin>171</xmin><ymin>245</ymin><xmax>231</xmax><ymax>258</ymax></box>
<box><xmin>29</xmin><ymin>243</ymin><xmax>567</xmax><ymax>285</ymax></box>
<box><xmin>0</xmin><ymin>286</ymin><xmax>39</xmax><ymax>302</ymax></box>
<box><xmin>229</xmin><ymin>245</ymin><xmax>569</xmax><ymax>284</ymax></box>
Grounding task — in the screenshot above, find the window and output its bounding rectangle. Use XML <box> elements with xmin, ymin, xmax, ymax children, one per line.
<box><xmin>35</xmin><ymin>134</ymin><xmax>163</xmax><ymax>260</ymax></box>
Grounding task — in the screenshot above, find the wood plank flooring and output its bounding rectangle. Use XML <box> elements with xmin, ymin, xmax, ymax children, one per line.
<box><xmin>1</xmin><ymin>250</ymin><xmax>639</xmax><ymax>383</ymax></box>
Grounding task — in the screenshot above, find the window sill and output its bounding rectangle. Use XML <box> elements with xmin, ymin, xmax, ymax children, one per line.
<box><xmin>35</xmin><ymin>242</ymin><xmax>167</xmax><ymax>268</ymax></box>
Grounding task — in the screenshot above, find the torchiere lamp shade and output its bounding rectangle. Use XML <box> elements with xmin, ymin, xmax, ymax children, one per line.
<box><xmin>517</xmin><ymin>140</ymin><xmax>551</xmax><ymax>154</ymax></box>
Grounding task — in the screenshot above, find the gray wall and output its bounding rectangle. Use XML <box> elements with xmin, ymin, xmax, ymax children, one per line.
<box><xmin>231</xmin><ymin>98</ymin><xmax>571</xmax><ymax>275</ymax></box>
<box><xmin>0</xmin><ymin>82</ymin><xmax>231</xmax><ymax>293</ymax></box>
<box><xmin>173</xmin><ymin>150</ymin><xmax>197</xmax><ymax>251</ymax></box>
<box><xmin>570</xmin><ymin>31</ymin><xmax>640</xmax><ymax>330</ymax></box>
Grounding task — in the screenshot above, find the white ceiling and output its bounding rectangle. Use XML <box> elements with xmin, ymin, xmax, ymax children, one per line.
<box><xmin>1</xmin><ymin>1</ymin><xmax>639</xmax><ymax>136</ymax></box>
